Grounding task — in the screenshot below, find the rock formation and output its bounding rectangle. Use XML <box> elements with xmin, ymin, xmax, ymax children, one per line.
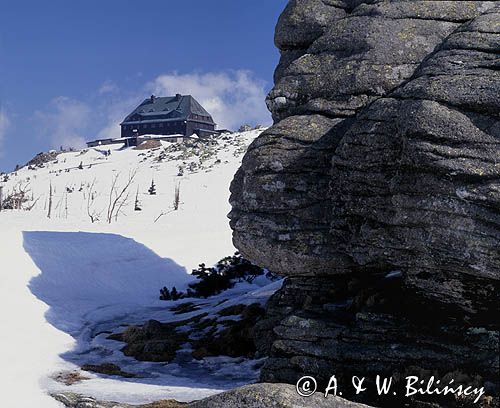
<box><xmin>230</xmin><ymin>1</ymin><xmax>499</xmax><ymax>406</ymax></box>
<box><xmin>190</xmin><ymin>383</ymin><xmax>372</xmax><ymax>408</ymax></box>
<box><xmin>53</xmin><ymin>384</ymin><xmax>373</xmax><ymax>408</ymax></box>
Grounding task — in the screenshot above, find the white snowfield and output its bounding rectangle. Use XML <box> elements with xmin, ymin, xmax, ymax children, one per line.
<box><xmin>0</xmin><ymin>129</ymin><xmax>282</xmax><ymax>407</ymax></box>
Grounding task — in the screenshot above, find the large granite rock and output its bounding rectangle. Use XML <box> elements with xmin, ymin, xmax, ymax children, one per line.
<box><xmin>190</xmin><ymin>383</ymin><xmax>372</xmax><ymax>408</ymax></box>
<box><xmin>52</xmin><ymin>393</ymin><xmax>186</xmax><ymax>407</ymax></box>
<box><xmin>230</xmin><ymin>1</ymin><xmax>499</xmax><ymax>406</ymax></box>
<box><xmin>54</xmin><ymin>384</ymin><xmax>373</xmax><ymax>408</ymax></box>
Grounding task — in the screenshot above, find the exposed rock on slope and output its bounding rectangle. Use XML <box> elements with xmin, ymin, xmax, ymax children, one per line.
<box><xmin>230</xmin><ymin>1</ymin><xmax>499</xmax><ymax>406</ymax></box>
<box><xmin>24</xmin><ymin>150</ymin><xmax>61</xmax><ymax>169</ymax></box>
<box><xmin>190</xmin><ymin>383</ymin><xmax>373</xmax><ymax>408</ymax></box>
<box><xmin>52</xmin><ymin>393</ymin><xmax>186</xmax><ymax>407</ymax></box>
<box><xmin>54</xmin><ymin>384</ymin><xmax>373</xmax><ymax>408</ymax></box>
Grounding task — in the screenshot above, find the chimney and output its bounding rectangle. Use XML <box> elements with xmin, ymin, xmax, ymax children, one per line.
<box><xmin>150</xmin><ymin>94</ymin><xmax>156</xmax><ymax>103</ymax></box>
<box><xmin>175</xmin><ymin>93</ymin><xmax>182</xmax><ymax>100</ymax></box>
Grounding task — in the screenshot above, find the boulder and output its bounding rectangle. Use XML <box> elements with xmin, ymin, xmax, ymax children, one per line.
<box><xmin>230</xmin><ymin>1</ymin><xmax>499</xmax><ymax>406</ymax></box>
<box><xmin>53</xmin><ymin>384</ymin><xmax>373</xmax><ymax>408</ymax></box>
<box><xmin>52</xmin><ymin>393</ymin><xmax>185</xmax><ymax>407</ymax></box>
<box><xmin>190</xmin><ymin>383</ymin><xmax>372</xmax><ymax>408</ymax></box>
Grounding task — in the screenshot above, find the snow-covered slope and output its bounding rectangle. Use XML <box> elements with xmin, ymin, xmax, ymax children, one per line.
<box><xmin>0</xmin><ymin>129</ymin><xmax>282</xmax><ymax>407</ymax></box>
<box><xmin>1</xmin><ymin>130</ymin><xmax>262</xmax><ymax>270</ymax></box>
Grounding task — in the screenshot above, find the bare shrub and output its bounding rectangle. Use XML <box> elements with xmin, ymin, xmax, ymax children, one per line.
<box><xmin>47</xmin><ymin>182</ymin><xmax>53</xmax><ymax>218</ymax></box>
<box><xmin>173</xmin><ymin>182</ymin><xmax>181</xmax><ymax>211</ymax></box>
<box><xmin>85</xmin><ymin>179</ymin><xmax>101</xmax><ymax>223</ymax></box>
<box><xmin>106</xmin><ymin>169</ymin><xmax>137</xmax><ymax>223</ymax></box>
<box><xmin>2</xmin><ymin>181</ymin><xmax>33</xmax><ymax>210</ymax></box>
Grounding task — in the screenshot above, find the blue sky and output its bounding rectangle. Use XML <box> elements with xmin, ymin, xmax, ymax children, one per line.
<box><xmin>0</xmin><ymin>0</ymin><xmax>288</xmax><ymax>172</ymax></box>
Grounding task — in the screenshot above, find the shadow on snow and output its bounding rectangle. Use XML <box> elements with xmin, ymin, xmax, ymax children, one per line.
<box><xmin>22</xmin><ymin>231</ymin><xmax>237</xmax><ymax>389</ymax></box>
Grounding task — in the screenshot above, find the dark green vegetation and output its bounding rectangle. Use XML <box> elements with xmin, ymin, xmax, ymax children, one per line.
<box><xmin>160</xmin><ymin>253</ymin><xmax>276</xmax><ymax>300</ymax></box>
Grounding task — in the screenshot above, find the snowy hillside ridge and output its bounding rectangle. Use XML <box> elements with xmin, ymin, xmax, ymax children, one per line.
<box><xmin>0</xmin><ymin>129</ymin><xmax>264</xmax><ymax>224</ymax></box>
<box><xmin>0</xmin><ymin>127</ymin><xmax>283</xmax><ymax>407</ymax></box>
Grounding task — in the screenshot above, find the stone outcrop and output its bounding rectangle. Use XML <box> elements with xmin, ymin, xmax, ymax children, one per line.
<box><xmin>52</xmin><ymin>393</ymin><xmax>186</xmax><ymax>407</ymax></box>
<box><xmin>54</xmin><ymin>384</ymin><xmax>372</xmax><ymax>408</ymax></box>
<box><xmin>190</xmin><ymin>383</ymin><xmax>372</xmax><ymax>408</ymax></box>
<box><xmin>24</xmin><ymin>150</ymin><xmax>60</xmax><ymax>169</ymax></box>
<box><xmin>230</xmin><ymin>1</ymin><xmax>499</xmax><ymax>406</ymax></box>
<box><xmin>107</xmin><ymin>303</ymin><xmax>266</xmax><ymax>363</ymax></box>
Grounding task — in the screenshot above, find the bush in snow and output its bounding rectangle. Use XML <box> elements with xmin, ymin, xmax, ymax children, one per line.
<box><xmin>159</xmin><ymin>287</ymin><xmax>171</xmax><ymax>300</ymax></box>
<box><xmin>148</xmin><ymin>180</ymin><xmax>157</xmax><ymax>195</ymax></box>
<box><xmin>134</xmin><ymin>187</ymin><xmax>142</xmax><ymax>211</ymax></box>
<box><xmin>170</xmin><ymin>287</ymin><xmax>182</xmax><ymax>300</ymax></box>
<box><xmin>159</xmin><ymin>286</ymin><xmax>183</xmax><ymax>301</ymax></box>
<box><xmin>159</xmin><ymin>253</ymin><xmax>277</xmax><ymax>300</ymax></box>
<box><xmin>1</xmin><ymin>182</ymin><xmax>35</xmax><ymax>210</ymax></box>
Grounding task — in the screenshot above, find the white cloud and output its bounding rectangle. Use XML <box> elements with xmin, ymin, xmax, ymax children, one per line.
<box><xmin>0</xmin><ymin>110</ymin><xmax>10</xmax><ymax>157</ymax></box>
<box><xmin>149</xmin><ymin>70</ymin><xmax>271</xmax><ymax>130</ymax></box>
<box><xmin>34</xmin><ymin>96</ymin><xmax>90</xmax><ymax>150</ymax></box>
<box><xmin>96</xmin><ymin>95</ymin><xmax>141</xmax><ymax>140</ymax></box>
<box><xmin>98</xmin><ymin>80</ymin><xmax>118</xmax><ymax>95</ymax></box>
